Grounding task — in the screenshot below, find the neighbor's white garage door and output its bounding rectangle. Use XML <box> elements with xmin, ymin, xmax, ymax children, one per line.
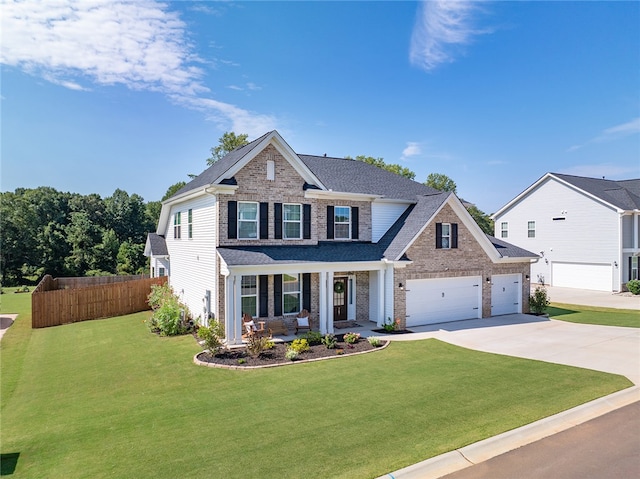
<box><xmin>552</xmin><ymin>262</ymin><xmax>612</xmax><ymax>292</ymax></box>
<box><xmin>491</xmin><ymin>274</ymin><xmax>521</xmax><ymax>316</ymax></box>
<box><xmin>406</xmin><ymin>276</ymin><xmax>481</xmax><ymax>327</ymax></box>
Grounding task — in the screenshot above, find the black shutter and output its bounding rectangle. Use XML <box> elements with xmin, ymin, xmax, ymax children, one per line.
<box><xmin>302</xmin><ymin>273</ymin><xmax>311</xmax><ymax>311</ymax></box>
<box><xmin>630</xmin><ymin>257</ymin><xmax>633</xmax><ymax>281</ymax></box>
<box><xmin>260</xmin><ymin>203</ymin><xmax>269</xmax><ymax>239</ymax></box>
<box><xmin>259</xmin><ymin>275</ymin><xmax>268</xmax><ymax>317</ymax></box>
<box><xmin>451</xmin><ymin>223</ymin><xmax>458</xmax><ymax>249</ymax></box>
<box><xmin>303</xmin><ymin>204</ymin><xmax>311</xmax><ymax>239</ymax></box>
<box><xmin>274</xmin><ymin>274</ymin><xmax>282</xmax><ymax>316</ymax></box>
<box><xmin>351</xmin><ymin>206</ymin><xmax>359</xmax><ymax>240</ymax></box>
<box><xmin>435</xmin><ymin>222</ymin><xmax>442</xmax><ymax>249</ymax></box>
<box><xmin>228</xmin><ymin>201</ymin><xmax>237</xmax><ymax>239</ymax></box>
<box><xmin>274</xmin><ymin>203</ymin><xmax>283</xmax><ymax>239</ymax></box>
<box><xmin>327</xmin><ymin>205</ymin><xmax>334</xmax><ymax>239</ymax></box>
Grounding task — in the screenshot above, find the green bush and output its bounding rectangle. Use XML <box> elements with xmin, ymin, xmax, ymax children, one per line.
<box><xmin>343</xmin><ymin>332</ymin><xmax>361</xmax><ymax>344</ymax></box>
<box><xmin>529</xmin><ymin>286</ymin><xmax>550</xmax><ymax>315</ymax></box>
<box><xmin>285</xmin><ymin>349</ymin><xmax>299</xmax><ymax>361</ymax></box>
<box><xmin>303</xmin><ymin>331</ymin><xmax>323</xmax><ymax>345</ymax></box>
<box><xmin>197</xmin><ymin>320</ymin><xmax>225</xmax><ymax>354</ymax></box>
<box><xmin>146</xmin><ymin>283</ymin><xmax>192</xmax><ymax>336</ymax></box>
<box><xmin>246</xmin><ymin>336</ymin><xmax>274</xmax><ymax>358</ymax></box>
<box><xmin>367</xmin><ymin>336</ymin><xmax>383</xmax><ymax>347</ymax></box>
<box><xmin>289</xmin><ymin>338</ymin><xmax>310</xmax><ymax>353</ymax></box>
<box><xmin>321</xmin><ymin>333</ymin><xmax>337</xmax><ymax>349</ymax></box>
<box><xmin>627</xmin><ymin>279</ymin><xmax>640</xmax><ymax>295</ymax></box>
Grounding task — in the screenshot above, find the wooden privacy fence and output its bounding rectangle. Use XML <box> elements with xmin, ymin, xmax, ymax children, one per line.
<box><xmin>32</xmin><ymin>275</ymin><xmax>168</xmax><ymax>328</ymax></box>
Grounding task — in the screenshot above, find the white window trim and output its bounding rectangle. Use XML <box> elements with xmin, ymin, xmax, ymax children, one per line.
<box><xmin>501</xmin><ymin>222</ymin><xmax>508</xmax><ymax>239</ymax></box>
<box><xmin>283</xmin><ymin>203</ymin><xmax>302</xmax><ymax>240</ymax></box>
<box><xmin>241</xmin><ymin>275</ymin><xmax>258</xmax><ymax>318</ymax></box>
<box><xmin>334</xmin><ymin>206</ymin><xmax>351</xmax><ymax>240</ymax></box>
<box><xmin>632</xmin><ymin>256</ymin><xmax>638</xmax><ymax>281</ymax></box>
<box><xmin>174</xmin><ymin>212</ymin><xmax>181</xmax><ymax>239</ymax></box>
<box><xmin>238</xmin><ymin>201</ymin><xmax>259</xmax><ymax>239</ymax></box>
<box><xmin>282</xmin><ymin>273</ymin><xmax>302</xmax><ymax>314</ymax></box>
<box><xmin>527</xmin><ymin>220</ymin><xmax>535</xmax><ymax>238</ymax></box>
<box><xmin>441</xmin><ymin>223</ymin><xmax>451</xmax><ymax>249</ymax></box>
<box><xmin>188</xmin><ymin>209</ymin><xmax>193</xmax><ymax>239</ymax></box>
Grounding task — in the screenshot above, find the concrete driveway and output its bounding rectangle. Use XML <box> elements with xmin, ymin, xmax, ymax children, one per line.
<box><xmin>383</xmin><ymin>314</ymin><xmax>640</xmax><ymax>384</ymax></box>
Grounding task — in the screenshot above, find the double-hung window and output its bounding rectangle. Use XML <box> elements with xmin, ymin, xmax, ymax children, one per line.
<box><xmin>282</xmin><ymin>274</ymin><xmax>301</xmax><ymax>314</ymax></box>
<box><xmin>283</xmin><ymin>204</ymin><xmax>302</xmax><ymax>239</ymax></box>
<box><xmin>436</xmin><ymin>222</ymin><xmax>458</xmax><ymax>249</ymax></box>
<box><xmin>501</xmin><ymin>222</ymin><xmax>508</xmax><ymax>238</ymax></box>
<box><xmin>241</xmin><ymin>275</ymin><xmax>258</xmax><ymax>317</ymax></box>
<box><xmin>188</xmin><ymin>209</ymin><xmax>193</xmax><ymax>239</ymax></box>
<box><xmin>441</xmin><ymin>223</ymin><xmax>451</xmax><ymax>249</ymax></box>
<box><xmin>527</xmin><ymin>221</ymin><xmax>535</xmax><ymax>238</ymax></box>
<box><xmin>334</xmin><ymin>206</ymin><xmax>351</xmax><ymax>240</ymax></box>
<box><xmin>632</xmin><ymin>257</ymin><xmax>638</xmax><ymax>281</ymax></box>
<box><xmin>174</xmin><ymin>212</ymin><xmax>181</xmax><ymax>239</ymax></box>
<box><xmin>238</xmin><ymin>202</ymin><xmax>258</xmax><ymax>239</ymax></box>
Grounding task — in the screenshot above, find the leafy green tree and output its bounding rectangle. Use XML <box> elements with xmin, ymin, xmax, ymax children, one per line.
<box><xmin>207</xmin><ymin>132</ymin><xmax>249</xmax><ymax>165</ymax></box>
<box><xmin>349</xmin><ymin>155</ymin><xmax>416</xmax><ymax>180</ymax></box>
<box><xmin>91</xmin><ymin>228</ymin><xmax>120</xmax><ymax>274</ymax></box>
<box><xmin>425</xmin><ymin>173</ymin><xmax>457</xmax><ymax>193</ymax></box>
<box><xmin>161</xmin><ymin>182</ymin><xmax>186</xmax><ymax>201</ymax></box>
<box><xmin>466</xmin><ymin>204</ymin><xmax>494</xmax><ymax>236</ymax></box>
<box><xmin>65</xmin><ymin>212</ymin><xmax>101</xmax><ymax>275</ymax></box>
<box><xmin>104</xmin><ymin>189</ymin><xmax>150</xmax><ymax>243</ymax></box>
<box><xmin>116</xmin><ymin>241</ymin><xmax>146</xmax><ymax>275</ymax></box>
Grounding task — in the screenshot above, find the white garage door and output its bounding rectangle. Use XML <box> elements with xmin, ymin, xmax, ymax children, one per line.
<box><xmin>491</xmin><ymin>274</ymin><xmax>521</xmax><ymax>316</ymax></box>
<box><xmin>552</xmin><ymin>262</ymin><xmax>612</xmax><ymax>292</ymax></box>
<box><xmin>406</xmin><ymin>276</ymin><xmax>481</xmax><ymax>327</ymax></box>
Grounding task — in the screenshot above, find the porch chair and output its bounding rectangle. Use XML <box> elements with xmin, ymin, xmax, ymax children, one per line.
<box><xmin>242</xmin><ymin>313</ymin><xmax>266</xmax><ymax>339</ymax></box>
<box><xmin>294</xmin><ymin>309</ymin><xmax>312</xmax><ymax>335</ymax></box>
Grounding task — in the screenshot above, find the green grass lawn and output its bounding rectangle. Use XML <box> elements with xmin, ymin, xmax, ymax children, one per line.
<box><xmin>1</xmin><ymin>293</ymin><xmax>632</xmax><ymax>479</ymax></box>
<box><xmin>549</xmin><ymin>303</ymin><xmax>639</xmax><ymax>328</ymax></box>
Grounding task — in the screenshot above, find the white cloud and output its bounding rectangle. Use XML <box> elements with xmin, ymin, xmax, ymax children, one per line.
<box><xmin>410</xmin><ymin>0</ymin><xmax>491</xmax><ymax>72</ymax></box>
<box><xmin>401</xmin><ymin>142</ymin><xmax>422</xmax><ymax>159</ymax></box>
<box><xmin>0</xmin><ymin>0</ymin><xmax>278</xmax><ymax>137</ymax></box>
<box><xmin>568</xmin><ymin>117</ymin><xmax>640</xmax><ymax>152</ymax></box>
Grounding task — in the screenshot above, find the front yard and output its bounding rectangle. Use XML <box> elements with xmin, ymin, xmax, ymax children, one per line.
<box><xmin>0</xmin><ymin>292</ymin><xmax>632</xmax><ymax>479</ymax></box>
<box><xmin>549</xmin><ymin>303</ymin><xmax>639</xmax><ymax>328</ymax></box>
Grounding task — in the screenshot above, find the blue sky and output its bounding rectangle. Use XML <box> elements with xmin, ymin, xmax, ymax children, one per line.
<box><xmin>2</xmin><ymin>0</ymin><xmax>639</xmax><ymax>214</ymax></box>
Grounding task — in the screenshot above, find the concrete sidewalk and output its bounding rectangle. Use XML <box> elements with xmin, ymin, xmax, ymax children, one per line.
<box><xmin>0</xmin><ymin>314</ymin><xmax>17</xmax><ymax>342</ymax></box>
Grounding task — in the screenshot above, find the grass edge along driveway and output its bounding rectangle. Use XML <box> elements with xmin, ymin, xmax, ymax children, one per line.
<box><xmin>0</xmin><ymin>297</ymin><xmax>632</xmax><ymax>479</ymax></box>
<box><xmin>549</xmin><ymin>302</ymin><xmax>639</xmax><ymax>328</ymax></box>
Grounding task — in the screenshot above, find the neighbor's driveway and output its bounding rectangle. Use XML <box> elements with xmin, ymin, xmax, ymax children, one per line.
<box><xmin>384</xmin><ymin>315</ymin><xmax>640</xmax><ymax>384</ymax></box>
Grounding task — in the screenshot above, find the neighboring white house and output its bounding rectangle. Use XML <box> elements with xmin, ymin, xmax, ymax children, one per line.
<box><xmin>146</xmin><ymin>130</ymin><xmax>537</xmax><ymax>345</ymax></box>
<box><xmin>492</xmin><ymin>173</ymin><xmax>640</xmax><ymax>292</ymax></box>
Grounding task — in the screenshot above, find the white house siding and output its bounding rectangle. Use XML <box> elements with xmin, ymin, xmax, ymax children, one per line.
<box><xmin>151</xmin><ymin>257</ymin><xmax>169</xmax><ymax>277</ymax></box>
<box><xmin>495</xmin><ymin>177</ymin><xmax>620</xmax><ymax>291</ymax></box>
<box><xmin>164</xmin><ymin>195</ymin><xmax>218</xmax><ymax>323</ymax></box>
<box><xmin>371</xmin><ymin>201</ymin><xmax>410</xmax><ymax>242</ymax></box>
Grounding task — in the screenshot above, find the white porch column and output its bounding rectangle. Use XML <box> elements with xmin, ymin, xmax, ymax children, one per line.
<box><xmin>376</xmin><ymin>269</ymin><xmax>386</xmax><ymax>327</ymax></box>
<box><xmin>225</xmin><ymin>274</ymin><xmax>243</xmax><ymax>345</ymax></box>
<box><xmin>383</xmin><ymin>264</ymin><xmax>395</xmax><ymax>323</ymax></box>
<box><xmin>327</xmin><ymin>271</ymin><xmax>334</xmax><ymax>335</ymax></box>
<box><xmin>319</xmin><ymin>271</ymin><xmax>328</xmax><ymax>335</ymax></box>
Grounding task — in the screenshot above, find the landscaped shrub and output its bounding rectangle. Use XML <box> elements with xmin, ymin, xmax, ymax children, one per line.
<box><xmin>627</xmin><ymin>279</ymin><xmax>640</xmax><ymax>295</ymax></box>
<box><xmin>303</xmin><ymin>330</ymin><xmax>323</xmax><ymax>345</ymax></box>
<box><xmin>146</xmin><ymin>283</ymin><xmax>192</xmax><ymax>336</ymax></box>
<box><xmin>321</xmin><ymin>333</ymin><xmax>337</xmax><ymax>349</ymax></box>
<box><xmin>289</xmin><ymin>338</ymin><xmax>310</xmax><ymax>353</ymax></box>
<box><xmin>197</xmin><ymin>320</ymin><xmax>225</xmax><ymax>354</ymax></box>
<box><xmin>382</xmin><ymin>317</ymin><xmax>399</xmax><ymax>332</ymax></box>
<box><xmin>343</xmin><ymin>332</ymin><xmax>361</xmax><ymax>344</ymax></box>
<box><xmin>284</xmin><ymin>349</ymin><xmax>299</xmax><ymax>361</ymax></box>
<box><xmin>529</xmin><ymin>286</ymin><xmax>550</xmax><ymax>315</ymax></box>
<box><xmin>246</xmin><ymin>336</ymin><xmax>275</xmax><ymax>358</ymax></box>
<box><xmin>367</xmin><ymin>336</ymin><xmax>383</xmax><ymax>347</ymax></box>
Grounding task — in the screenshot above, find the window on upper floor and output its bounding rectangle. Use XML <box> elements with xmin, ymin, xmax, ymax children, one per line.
<box><xmin>188</xmin><ymin>209</ymin><xmax>193</xmax><ymax>239</ymax></box>
<box><xmin>283</xmin><ymin>204</ymin><xmax>302</xmax><ymax>239</ymax></box>
<box><xmin>158</xmin><ymin>267</ymin><xmax>166</xmax><ymax>277</ymax></box>
<box><xmin>527</xmin><ymin>221</ymin><xmax>535</xmax><ymax>238</ymax></box>
<box><xmin>174</xmin><ymin>212</ymin><xmax>181</xmax><ymax>239</ymax></box>
<box><xmin>241</xmin><ymin>275</ymin><xmax>258</xmax><ymax>318</ymax></box>
<box><xmin>282</xmin><ymin>273</ymin><xmax>301</xmax><ymax>314</ymax></box>
<box><xmin>501</xmin><ymin>222</ymin><xmax>508</xmax><ymax>238</ymax></box>
<box><xmin>327</xmin><ymin>205</ymin><xmax>359</xmax><ymax>240</ymax></box>
<box><xmin>436</xmin><ymin>222</ymin><xmax>458</xmax><ymax>249</ymax></box>
<box><xmin>238</xmin><ymin>202</ymin><xmax>258</xmax><ymax>239</ymax></box>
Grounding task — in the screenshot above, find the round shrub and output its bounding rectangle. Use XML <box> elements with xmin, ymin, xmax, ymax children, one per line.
<box><xmin>627</xmin><ymin>279</ymin><xmax>640</xmax><ymax>295</ymax></box>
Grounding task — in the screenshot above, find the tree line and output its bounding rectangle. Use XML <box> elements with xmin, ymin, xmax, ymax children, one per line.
<box><xmin>1</xmin><ymin>132</ymin><xmax>493</xmax><ymax>287</ymax></box>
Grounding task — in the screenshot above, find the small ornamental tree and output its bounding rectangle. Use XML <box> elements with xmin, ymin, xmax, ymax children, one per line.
<box><xmin>529</xmin><ymin>286</ymin><xmax>550</xmax><ymax>315</ymax></box>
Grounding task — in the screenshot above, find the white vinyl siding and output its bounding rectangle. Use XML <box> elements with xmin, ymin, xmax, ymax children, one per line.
<box><xmin>494</xmin><ymin>177</ymin><xmax>621</xmax><ymax>291</ymax></box>
<box><xmin>165</xmin><ymin>196</ymin><xmax>218</xmax><ymax>323</ymax></box>
<box><xmin>371</xmin><ymin>202</ymin><xmax>410</xmax><ymax>242</ymax></box>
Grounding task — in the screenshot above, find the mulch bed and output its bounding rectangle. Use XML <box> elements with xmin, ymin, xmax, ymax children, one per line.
<box><xmin>371</xmin><ymin>328</ymin><xmax>414</xmax><ymax>334</ymax></box>
<box><xmin>195</xmin><ymin>334</ymin><xmax>388</xmax><ymax>368</ymax></box>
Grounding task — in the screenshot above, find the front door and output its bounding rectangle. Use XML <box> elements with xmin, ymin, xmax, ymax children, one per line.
<box><xmin>333</xmin><ymin>277</ymin><xmax>348</xmax><ymax>321</ymax></box>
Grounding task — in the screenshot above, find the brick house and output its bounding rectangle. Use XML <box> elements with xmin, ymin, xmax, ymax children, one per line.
<box><xmin>145</xmin><ymin>130</ymin><xmax>537</xmax><ymax>345</ymax></box>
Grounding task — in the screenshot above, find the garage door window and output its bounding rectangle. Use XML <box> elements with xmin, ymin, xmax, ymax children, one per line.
<box><xmin>436</xmin><ymin>223</ymin><xmax>458</xmax><ymax>249</ymax></box>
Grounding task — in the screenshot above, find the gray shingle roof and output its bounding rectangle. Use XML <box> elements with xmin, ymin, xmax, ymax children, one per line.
<box><xmin>554</xmin><ymin>173</ymin><xmax>640</xmax><ymax>210</ymax></box>
<box><xmin>147</xmin><ymin>233</ymin><xmax>168</xmax><ymax>256</ymax></box>
<box><xmin>485</xmin><ymin>235</ymin><xmax>538</xmax><ymax>259</ymax></box>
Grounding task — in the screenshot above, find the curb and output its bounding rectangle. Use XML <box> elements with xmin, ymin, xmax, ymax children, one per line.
<box><xmin>378</xmin><ymin>385</ymin><xmax>640</xmax><ymax>479</ymax></box>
